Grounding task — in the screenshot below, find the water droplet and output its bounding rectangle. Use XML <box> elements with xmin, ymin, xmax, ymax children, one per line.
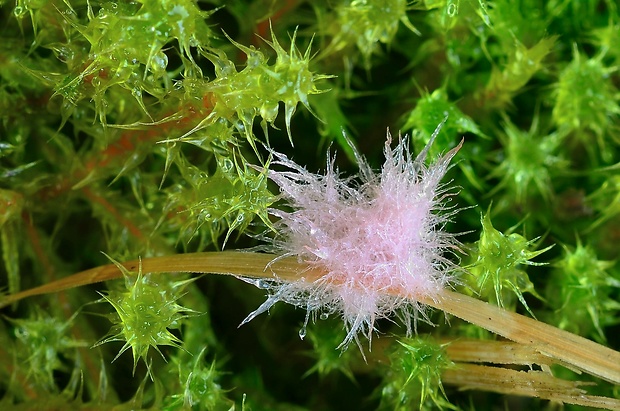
<box><xmin>257</xmin><ymin>279</ymin><xmax>270</xmax><ymax>289</ymax></box>
<box><xmin>299</xmin><ymin>310</ymin><xmax>311</xmax><ymax>340</ymax></box>
<box><xmin>221</xmin><ymin>158</ymin><xmax>234</xmax><ymax>172</ymax></box>
<box><xmin>237</xmin><ymin>277</ymin><xmax>272</xmax><ymax>290</ymax></box>
<box><xmin>447</xmin><ymin>2</ymin><xmax>458</xmax><ymax>16</ymax></box>
<box><xmin>151</xmin><ymin>52</ymin><xmax>168</xmax><ymax>73</ymax></box>
<box><xmin>320</xmin><ymin>313</ymin><xmax>329</xmax><ymax>320</ymax></box>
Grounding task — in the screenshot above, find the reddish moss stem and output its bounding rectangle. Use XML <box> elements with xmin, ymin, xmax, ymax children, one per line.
<box><xmin>81</xmin><ymin>188</ymin><xmax>146</xmax><ymax>241</ymax></box>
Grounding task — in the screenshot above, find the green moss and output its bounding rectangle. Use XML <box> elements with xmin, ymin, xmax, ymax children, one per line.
<box><xmin>464</xmin><ymin>208</ymin><xmax>551</xmax><ymax>315</ymax></box>
<box><xmin>403</xmin><ymin>87</ymin><xmax>483</xmax><ymax>156</ymax></box>
<box><xmin>548</xmin><ymin>240</ymin><xmax>619</xmax><ymax>343</ymax></box>
<box><xmin>552</xmin><ymin>47</ymin><xmax>620</xmax><ymax>162</ymax></box>
<box><xmin>488</xmin><ymin>114</ymin><xmax>568</xmax><ymax>205</ymax></box>
<box><xmin>1</xmin><ymin>0</ymin><xmax>620</xmax><ymax>409</ymax></box>
<box><xmin>10</xmin><ymin>309</ymin><xmax>82</xmax><ymax>391</ymax></box>
<box><xmin>320</xmin><ymin>0</ymin><xmax>419</xmax><ymax>70</ymax></box>
<box><xmin>96</xmin><ymin>257</ymin><xmax>195</xmax><ymax>374</ymax></box>
<box><xmin>379</xmin><ymin>337</ymin><xmax>455</xmax><ymax>411</ymax></box>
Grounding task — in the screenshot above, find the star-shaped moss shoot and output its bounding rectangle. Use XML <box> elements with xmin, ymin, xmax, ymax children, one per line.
<box><xmin>241</xmin><ymin>121</ymin><xmax>463</xmax><ymax>349</ymax></box>
<box><xmin>95</xmin><ymin>255</ymin><xmax>195</xmax><ymax>375</ymax></box>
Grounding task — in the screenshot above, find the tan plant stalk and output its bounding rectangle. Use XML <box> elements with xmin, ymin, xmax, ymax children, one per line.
<box><xmin>2</xmin><ymin>251</ymin><xmax>619</xmax><ymax>386</ymax></box>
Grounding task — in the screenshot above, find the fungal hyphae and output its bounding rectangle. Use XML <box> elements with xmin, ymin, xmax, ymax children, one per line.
<box><xmin>242</xmin><ymin>121</ymin><xmax>463</xmax><ymax>349</ymax></box>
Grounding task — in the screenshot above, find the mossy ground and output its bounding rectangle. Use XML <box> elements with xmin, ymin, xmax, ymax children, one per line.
<box><xmin>0</xmin><ymin>1</ymin><xmax>619</xmax><ymax>410</ymax></box>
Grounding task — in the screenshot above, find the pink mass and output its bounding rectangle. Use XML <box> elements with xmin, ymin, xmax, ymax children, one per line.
<box><xmin>244</xmin><ymin>122</ymin><xmax>463</xmax><ymax>348</ymax></box>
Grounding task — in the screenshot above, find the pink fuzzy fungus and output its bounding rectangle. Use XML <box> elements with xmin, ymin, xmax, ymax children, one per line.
<box><xmin>242</xmin><ymin>121</ymin><xmax>463</xmax><ymax>348</ymax></box>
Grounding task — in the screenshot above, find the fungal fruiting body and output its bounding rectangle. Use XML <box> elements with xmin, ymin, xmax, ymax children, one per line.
<box><xmin>242</xmin><ymin>122</ymin><xmax>463</xmax><ymax>348</ymax></box>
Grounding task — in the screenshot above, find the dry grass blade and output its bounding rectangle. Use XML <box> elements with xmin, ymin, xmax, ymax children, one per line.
<box><xmin>1</xmin><ymin>252</ymin><xmax>619</xmax><ymax>389</ymax></box>
<box><xmin>421</xmin><ymin>289</ymin><xmax>620</xmax><ymax>385</ymax></box>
